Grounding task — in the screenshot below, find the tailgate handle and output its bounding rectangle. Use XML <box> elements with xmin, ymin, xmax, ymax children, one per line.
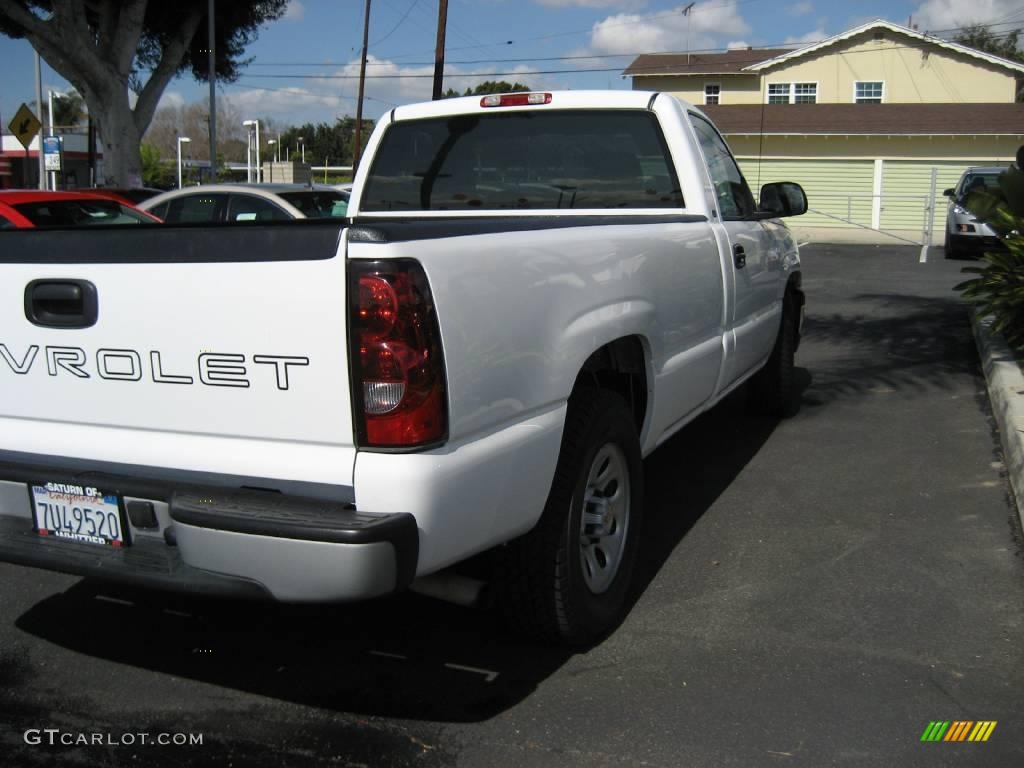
<box><xmin>25</xmin><ymin>279</ymin><xmax>98</xmax><ymax>329</ymax></box>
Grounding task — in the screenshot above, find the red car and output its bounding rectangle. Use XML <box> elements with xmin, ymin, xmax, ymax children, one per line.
<box><xmin>0</xmin><ymin>190</ymin><xmax>162</xmax><ymax>229</ymax></box>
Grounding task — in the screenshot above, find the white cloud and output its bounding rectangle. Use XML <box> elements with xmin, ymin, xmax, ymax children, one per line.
<box><xmin>158</xmin><ymin>91</ymin><xmax>186</xmax><ymax>110</ymax></box>
<box><xmin>226</xmin><ymin>56</ymin><xmax>545</xmax><ymax>123</ymax></box>
<box><xmin>585</xmin><ymin>2</ymin><xmax>751</xmax><ymax>56</ymax></box>
<box><xmin>784</xmin><ymin>28</ymin><xmax>828</xmax><ymax>45</ymax></box>
<box><xmin>912</xmin><ymin>0</ymin><xmax>1023</xmax><ymax>31</ymax></box>
<box><xmin>787</xmin><ymin>1</ymin><xmax>814</xmax><ymax>17</ymax></box>
<box><xmin>284</xmin><ymin>0</ymin><xmax>305</xmax><ymax>21</ymax></box>
<box><xmin>726</xmin><ymin>40</ymin><xmax>751</xmax><ymax>50</ymax></box>
<box><xmin>534</xmin><ymin>0</ymin><xmax>645</xmax><ymax>7</ymax></box>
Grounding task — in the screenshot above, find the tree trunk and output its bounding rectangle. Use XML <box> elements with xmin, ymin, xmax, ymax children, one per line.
<box><xmin>89</xmin><ymin>91</ymin><xmax>144</xmax><ymax>188</ymax></box>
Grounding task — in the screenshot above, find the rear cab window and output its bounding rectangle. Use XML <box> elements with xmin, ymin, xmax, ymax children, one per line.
<box><xmin>360</xmin><ymin>109</ymin><xmax>683</xmax><ymax>212</ymax></box>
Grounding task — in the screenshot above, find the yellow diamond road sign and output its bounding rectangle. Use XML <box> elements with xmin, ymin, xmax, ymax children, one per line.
<box><xmin>9</xmin><ymin>103</ymin><xmax>42</xmax><ymax>150</ymax></box>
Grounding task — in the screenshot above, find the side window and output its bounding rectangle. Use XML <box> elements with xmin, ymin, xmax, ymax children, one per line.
<box><xmin>148</xmin><ymin>201</ymin><xmax>169</xmax><ymax>220</ymax></box>
<box><xmin>227</xmin><ymin>194</ymin><xmax>291</xmax><ymax>222</ymax></box>
<box><xmin>164</xmin><ymin>193</ymin><xmax>227</xmax><ymax>223</ymax></box>
<box><xmin>689</xmin><ymin>114</ymin><xmax>756</xmax><ymax>220</ymax></box>
<box><xmin>0</xmin><ymin>212</ymin><xmax>16</xmax><ymax>230</ymax></box>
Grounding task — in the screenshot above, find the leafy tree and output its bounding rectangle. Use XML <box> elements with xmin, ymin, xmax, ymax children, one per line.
<box><xmin>139</xmin><ymin>141</ymin><xmax>175</xmax><ymax>189</ymax></box>
<box><xmin>31</xmin><ymin>88</ymin><xmax>85</xmax><ymax>131</ymax></box>
<box><xmin>954</xmin><ymin>24</ymin><xmax>1023</xmax><ymax>63</ymax></box>
<box><xmin>953</xmin><ymin>24</ymin><xmax>1024</xmax><ymax>100</ymax></box>
<box><xmin>0</xmin><ymin>0</ymin><xmax>287</xmax><ymax>186</ymax></box>
<box><xmin>278</xmin><ymin>117</ymin><xmax>374</xmax><ymax>167</ymax></box>
<box><xmin>443</xmin><ymin>80</ymin><xmax>532</xmax><ymax>98</ymax></box>
<box><xmin>955</xmin><ymin>150</ymin><xmax>1024</xmax><ymax>350</ymax></box>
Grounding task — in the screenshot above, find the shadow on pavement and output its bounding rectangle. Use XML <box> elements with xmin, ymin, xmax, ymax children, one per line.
<box><xmin>10</xmin><ymin>389</ymin><xmax>789</xmax><ymax>727</ymax></box>
<box><xmin>800</xmin><ymin>293</ymin><xmax>977</xmax><ymax>404</ymax></box>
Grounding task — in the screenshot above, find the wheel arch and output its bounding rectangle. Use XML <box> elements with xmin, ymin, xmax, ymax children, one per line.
<box><xmin>571</xmin><ymin>335</ymin><xmax>650</xmax><ymax>438</ymax></box>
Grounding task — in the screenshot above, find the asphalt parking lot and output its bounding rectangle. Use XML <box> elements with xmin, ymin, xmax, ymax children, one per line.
<box><xmin>1</xmin><ymin>243</ymin><xmax>1022</xmax><ymax>768</ymax></box>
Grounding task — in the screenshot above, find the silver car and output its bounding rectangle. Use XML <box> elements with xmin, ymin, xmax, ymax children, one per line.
<box><xmin>942</xmin><ymin>167</ymin><xmax>1006</xmax><ymax>259</ymax></box>
<box><xmin>139</xmin><ymin>183</ymin><xmax>349</xmax><ymax>223</ymax></box>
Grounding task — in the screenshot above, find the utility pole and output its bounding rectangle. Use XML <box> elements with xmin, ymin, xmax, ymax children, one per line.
<box><xmin>34</xmin><ymin>49</ymin><xmax>45</xmax><ymax>189</ymax></box>
<box><xmin>353</xmin><ymin>0</ymin><xmax>372</xmax><ymax>172</ymax></box>
<box><xmin>432</xmin><ymin>0</ymin><xmax>449</xmax><ymax>100</ymax></box>
<box><xmin>683</xmin><ymin>3</ymin><xmax>695</xmax><ymax>67</ymax></box>
<box><xmin>208</xmin><ymin>0</ymin><xmax>217</xmax><ymax>183</ymax></box>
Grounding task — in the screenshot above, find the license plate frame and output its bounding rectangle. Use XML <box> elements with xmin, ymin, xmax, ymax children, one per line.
<box><xmin>30</xmin><ymin>481</ymin><xmax>130</xmax><ymax>548</ymax></box>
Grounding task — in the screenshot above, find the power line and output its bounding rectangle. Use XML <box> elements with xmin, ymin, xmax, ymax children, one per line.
<box><xmin>370</xmin><ymin>0</ymin><xmax>419</xmax><ymax>47</ymax></box>
<box><xmin>236</xmin><ymin>36</ymin><xmax>1024</xmax><ymax>82</ymax></box>
<box><xmin>245</xmin><ymin>22</ymin><xmax>1023</xmax><ymax>70</ymax></box>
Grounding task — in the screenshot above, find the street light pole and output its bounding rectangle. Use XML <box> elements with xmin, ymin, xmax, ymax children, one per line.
<box><xmin>244</xmin><ymin>122</ymin><xmax>252</xmax><ymax>182</ymax></box>
<box><xmin>298</xmin><ymin>136</ymin><xmax>304</xmax><ymax>164</ymax></box>
<box><xmin>268</xmin><ymin>139</ymin><xmax>277</xmax><ymax>181</ymax></box>
<box><xmin>34</xmin><ymin>50</ymin><xmax>45</xmax><ymax>190</ymax></box>
<box><xmin>243</xmin><ymin>119</ymin><xmax>260</xmax><ymax>182</ymax></box>
<box><xmin>177</xmin><ymin>136</ymin><xmax>191</xmax><ymax>188</ymax></box>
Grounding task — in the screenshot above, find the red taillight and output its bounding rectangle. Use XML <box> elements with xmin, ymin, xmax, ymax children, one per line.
<box><xmin>480</xmin><ymin>92</ymin><xmax>552</xmax><ymax>108</ymax></box>
<box><xmin>350</xmin><ymin>260</ymin><xmax>447</xmax><ymax>448</ymax></box>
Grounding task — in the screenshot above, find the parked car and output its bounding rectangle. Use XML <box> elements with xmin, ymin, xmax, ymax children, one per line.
<box><xmin>139</xmin><ymin>183</ymin><xmax>349</xmax><ymax>223</ymax></box>
<box><xmin>943</xmin><ymin>167</ymin><xmax>1007</xmax><ymax>259</ymax></box>
<box><xmin>0</xmin><ymin>190</ymin><xmax>162</xmax><ymax>229</ymax></box>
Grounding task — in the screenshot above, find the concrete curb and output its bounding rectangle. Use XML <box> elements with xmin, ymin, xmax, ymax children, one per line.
<box><xmin>971</xmin><ymin>312</ymin><xmax>1024</xmax><ymax>526</ymax></box>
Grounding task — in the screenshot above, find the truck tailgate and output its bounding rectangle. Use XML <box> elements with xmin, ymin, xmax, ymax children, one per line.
<box><xmin>0</xmin><ymin>224</ymin><xmax>356</xmax><ymax>488</ymax></box>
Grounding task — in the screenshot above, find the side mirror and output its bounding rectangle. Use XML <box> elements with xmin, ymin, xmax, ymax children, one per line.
<box><xmin>758</xmin><ymin>181</ymin><xmax>807</xmax><ymax>217</ymax></box>
<box><xmin>943</xmin><ymin>188</ymin><xmax>955</xmax><ymax>197</ymax></box>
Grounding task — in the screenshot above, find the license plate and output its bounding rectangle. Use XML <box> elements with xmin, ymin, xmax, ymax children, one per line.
<box><xmin>31</xmin><ymin>482</ymin><xmax>128</xmax><ymax>547</ymax></box>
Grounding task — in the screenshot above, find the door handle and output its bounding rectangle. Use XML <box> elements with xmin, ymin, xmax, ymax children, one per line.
<box><xmin>733</xmin><ymin>244</ymin><xmax>747</xmax><ymax>269</ymax></box>
<box><xmin>24</xmin><ymin>279</ymin><xmax>98</xmax><ymax>328</ymax></box>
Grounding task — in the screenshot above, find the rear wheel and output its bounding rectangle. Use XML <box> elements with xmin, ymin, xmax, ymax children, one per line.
<box><xmin>498</xmin><ymin>389</ymin><xmax>643</xmax><ymax>647</ymax></box>
<box><xmin>944</xmin><ymin>231</ymin><xmax>961</xmax><ymax>259</ymax></box>
<box><xmin>748</xmin><ymin>293</ymin><xmax>798</xmax><ymax>418</ymax></box>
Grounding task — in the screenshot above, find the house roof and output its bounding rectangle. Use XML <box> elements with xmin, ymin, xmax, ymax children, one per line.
<box><xmin>622</xmin><ymin>48</ymin><xmax>791</xmax><ymax>77</ymax></box>
<box><xmin>700</xmin><ymin>103</ymin><xmax>1024</xmax><ymax>136</ymax></box>
<box><xmin>744</xmin><ymin>19</ymin><xmax>1024</xmax><ymax>74</ymax></box>
<box><xmin>624</xmin><ymin>19</ymin><xmax>1024</xmax><ymax>80</ymax></box>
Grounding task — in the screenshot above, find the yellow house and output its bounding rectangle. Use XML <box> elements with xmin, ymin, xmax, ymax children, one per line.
<box><xmin>624</xmin><ymin>19</ymin><xmax>1024</xmax><ymax>242</ymax></box>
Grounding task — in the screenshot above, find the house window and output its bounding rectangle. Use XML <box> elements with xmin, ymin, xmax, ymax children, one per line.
<box><xmin>794</xmin><ymin>83</ymin><xmax>817</xmax><ymax>103</ymax></box>
<box><xmin>704</xmin><ymin>84</ymin><xmax>721</xmax><ymax>105</ymax></box>
<box><xmin>767</xmin><ymin>83</ymin><xmax>817</xmax><ymax>104</ymax></box>
<box><xmin>767</xmin><ymin>83</ymin><xmax>790</xmax><ymax>104</ymax></box>
<box><xmin>855</xmin><ymin>81</ymin><xmax>883</xmax><ymax>103</ymax></box>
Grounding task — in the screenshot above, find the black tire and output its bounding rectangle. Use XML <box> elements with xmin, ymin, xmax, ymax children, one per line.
<box><xmin>748</xmin><ymin>293</ymin><xmax>798</xmax><ymax>418</ymax></box>
<box><xmin>498</xmin><ymin>389</ymin><xmax>644</xmax><ymax>647</ymax></box>
<box><xmin>944</xmin><ymin>231</ymin><xmax>959</xmax><ymax>259</ymax></box>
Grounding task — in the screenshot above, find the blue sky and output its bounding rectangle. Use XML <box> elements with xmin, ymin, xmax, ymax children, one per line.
<box><xmin>2</xmin><ymin>0</ymin><xmax>1022</xmax><ymax>131</ymax></box>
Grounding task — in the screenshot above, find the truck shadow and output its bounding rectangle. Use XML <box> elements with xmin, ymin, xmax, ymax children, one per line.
<box><xmin>11</xmin><ymin>384</ymin><xmax>802</xmax><ymax>725</ymax></box>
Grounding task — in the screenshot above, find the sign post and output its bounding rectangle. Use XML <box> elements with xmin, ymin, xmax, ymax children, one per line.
<box><xmin>43</xmin><ymin>136</ymin><xmax>62</xmax><ymax>188</ymax></box>
<box><xmin>8</xmin><ymin>103</ymin><xmax>41</xmax><ymax>189</ymax></box>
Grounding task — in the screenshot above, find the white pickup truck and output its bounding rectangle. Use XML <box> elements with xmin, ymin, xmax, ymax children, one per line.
<box><xmin>0</xmin><ymin>91</ymin><xmax>805</xmax><ymax>645</ymax></box>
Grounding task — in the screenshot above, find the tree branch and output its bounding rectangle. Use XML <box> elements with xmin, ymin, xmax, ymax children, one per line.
<box><xmin>0</xmin><ymin>0</ymin><xmax>60</xmax><ymax>48</ymax></box>
<box><xmin>132</xmin><ymin>4</ymin><xmax>203</xmax><ymax>134</ymax></box>
<box><xmin>110</xmin><ymin>0</ymin><xmax>147</xmax><ymax>76</ymax></box>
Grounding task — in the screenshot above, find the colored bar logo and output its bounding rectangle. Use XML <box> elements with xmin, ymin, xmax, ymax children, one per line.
<box><xmin>921</xmin><ymin>721</ymin><xmax>997</xmax><ymax>742</ymax></box>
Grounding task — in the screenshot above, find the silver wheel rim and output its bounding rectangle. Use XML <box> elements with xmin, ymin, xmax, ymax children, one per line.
<box><xmin>578</xmin><ymin>443</ymin><xmax>630</xmax><ymax>595</ymax></box>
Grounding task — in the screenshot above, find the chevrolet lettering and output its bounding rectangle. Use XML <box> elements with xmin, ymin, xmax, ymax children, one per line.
<box><xmin>0</xmin><ymin>344</ymin><xmax>310</xmax><ymax>389</ymax></box>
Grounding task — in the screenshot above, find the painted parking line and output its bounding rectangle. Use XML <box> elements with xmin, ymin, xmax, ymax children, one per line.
<box><xmin>919</xmin><ymin>245</ymin><xmax>928</xmax><ymax>263</ymax></box>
